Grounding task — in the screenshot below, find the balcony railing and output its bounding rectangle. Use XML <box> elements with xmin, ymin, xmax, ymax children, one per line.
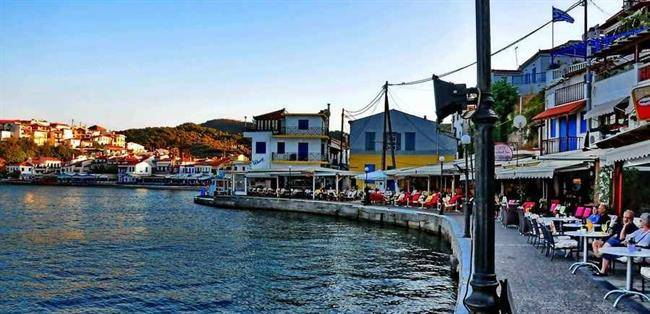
<box><xmin>280</xmin><ymin>127</ymin><xmax>327</xmax><ymax>136</ymax></box>
<box><xmin>246</xmin><ymin>125</ymin><xmax>327</xmax><ymax>136</ymax></box>
<box><xmin>554</xmin><ymin>82</ymin><xmax>584</xmax><ymax>106</ymax></box>
<box><xmin>272</xmin><ymin>153</ymin><xmax>327</xmax><ymax>162</ymax></box>
<box><xmin>541</xmin><ymin>136</ymin><xmax>584</xmax><ymax>155</ymax></box>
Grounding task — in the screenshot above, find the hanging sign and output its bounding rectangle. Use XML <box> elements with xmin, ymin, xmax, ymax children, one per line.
<box><xmin>632</xmin><ymin>84</ymin><xmax>650</xmax><ymax>121</ymax></box>
<box><xmin>494</xmin><ymin>143</ymin><xmax>513</xmax><ymax>161</ymax></box>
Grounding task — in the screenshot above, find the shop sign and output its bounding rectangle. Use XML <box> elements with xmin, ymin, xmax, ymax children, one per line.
<box><xmin>495</xmin><ymin>143</ymin><xmax>513</xmax><ymax>161</ymax></box>
<box><xmin>631</xmin><ymin>84</ymin><xmax>650</xmax><ymax>121</ymax></box>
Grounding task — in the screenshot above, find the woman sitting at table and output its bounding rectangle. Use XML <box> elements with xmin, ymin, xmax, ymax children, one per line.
<box><xmin>588</xmin><ymin>203</ymin><xmax>612</xmax><ymax>226</ymax></box>
<box><xmin>593</xmin><ymin>212</ymin><xmax>648</xmax><ymax>277</ymax></box>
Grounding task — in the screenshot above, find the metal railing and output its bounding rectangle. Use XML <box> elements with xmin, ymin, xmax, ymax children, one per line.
<box><xmin>280</xmin><ymin>126</ymin><xmax>327</xmax><ymax>136</ymax></box>
<box><xmin>272</xmin><ymin>153</ymin><xmax>327</xmax><ymax>162</ymax></box>
<box><xmin>245</xmin><ymin>125</ymin><xmax>327</xmax><ymax>136</ymax></box>
<box><xmin>541</xmin><ymin>136</ymin><xmax>583</xmax><ymax>155</ymax></box>
<box><xmin>554</xmin><ymin>82</ymin><xmax>584</xmax><ymax>106</ymax></box>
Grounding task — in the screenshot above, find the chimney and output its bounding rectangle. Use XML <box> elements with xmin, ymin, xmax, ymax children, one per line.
<box><xmin>423</xmin><ymin>115</ymin><xmax>427</xmax><ymax>120</ymax></box>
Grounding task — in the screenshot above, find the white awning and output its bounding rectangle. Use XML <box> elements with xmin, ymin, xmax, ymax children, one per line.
<box><xmin>584</xmin><ymin>96</ymin><xmax>629</xmax><ymax>119</ymax></box>
<box><xmin>389</xmin><ymin>163</ymin><xmax>458</xmax><ymax>177</ymax></box>
<box><xmin>603</xmin><ymin>139</ymin><xmax>650</xmax><ymax>164</ymax></box>
<box><xmin>495</xmin><ymin>159</ymin><xmax>587</xmax><ymax>180</ymax></box>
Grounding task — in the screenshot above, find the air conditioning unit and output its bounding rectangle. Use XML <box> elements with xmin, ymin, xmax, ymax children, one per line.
<box><xmin>589</xmin><ymin>132</ymin><xmax>602</xmax><ymax>146</ymax></box>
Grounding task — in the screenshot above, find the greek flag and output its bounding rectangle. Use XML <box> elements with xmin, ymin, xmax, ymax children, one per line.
<box><xmin>552</xmin><ymin>7</ymin><xmax>574</xmax><ymax>23</ymax></box>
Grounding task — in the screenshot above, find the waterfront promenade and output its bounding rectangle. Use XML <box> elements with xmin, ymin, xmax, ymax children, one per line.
<box><xmin>196</xmin><ymin>195</ymin><xmax>650</xmax><ymax>313</ymax></box>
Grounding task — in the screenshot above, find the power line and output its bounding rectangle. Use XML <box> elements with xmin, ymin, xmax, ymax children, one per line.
<box><xmin>388</xmin><ymin>0</ymin><xmax>584</xmax><ymax>86</ymax></box>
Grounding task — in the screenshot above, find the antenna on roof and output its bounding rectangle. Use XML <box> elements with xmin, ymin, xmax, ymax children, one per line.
<box><xmin>514</xmin><ymin>46</ymin><xmax>519</xmax><ymax>68</ymax></box>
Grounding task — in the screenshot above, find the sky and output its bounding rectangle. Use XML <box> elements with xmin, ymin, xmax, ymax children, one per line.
<box><xmin>0</xmin><ymin>0</ymin><xmax>621</xmax><ymax>131</ymax></box>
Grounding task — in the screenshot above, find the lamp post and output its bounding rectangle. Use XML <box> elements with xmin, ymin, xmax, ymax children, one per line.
<box><xmin>288</xmin><ymin>165</ymin><xmax>292</xmax><ymax>192</ymax></box>
<box><xmin>364</xmin><ymin>166</ymin><xmax>370</xmax><ymax>187</ymax></box>
<box><xmin>439</xmin><ymin>155</ymin><xmax>445</xmax><ymax>214</ymax></box>
<box><xmin>461</xmin><ymin>134</ymin><xmax>472</xmax><ymax>238</ymax></box>
<box><xmin>464</xmin><ymin>0</ymin><xmax>500</xmax><ymax>312</ymax></box>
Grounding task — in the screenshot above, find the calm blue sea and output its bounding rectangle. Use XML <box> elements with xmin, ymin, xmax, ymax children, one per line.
<box><xmin>0</xmin><ymin>185</ymin><xmax>456</xmax><ymax>313</ymax></box>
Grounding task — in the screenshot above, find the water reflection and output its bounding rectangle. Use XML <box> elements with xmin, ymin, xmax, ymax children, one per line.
<box><xmin>0</xmin><ymin>186</ymin><xmax>456</xmax><ymax>313</ymax></box>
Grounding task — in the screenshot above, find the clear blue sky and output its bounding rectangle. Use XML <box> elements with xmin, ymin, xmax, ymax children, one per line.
<box><xmin>0</xmin><ymin>0</ymin><xmax>620</xmax><ymax>131</ymax></box>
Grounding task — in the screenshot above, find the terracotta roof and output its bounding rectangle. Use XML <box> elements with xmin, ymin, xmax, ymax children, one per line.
<box><xmin>532</xmin><ymin>100</ymin><xmax>585</xmax><ymax>121</ymax></box>
<box><xmin>0</xmin><ymin>119</ymin><xmax>17</xmax><ymax>124</ymax></box>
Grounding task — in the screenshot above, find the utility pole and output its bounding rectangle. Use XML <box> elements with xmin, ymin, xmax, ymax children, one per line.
<box><xmin>385</xmin><ymin>82</ymin><xmax>397</xmax><ymax>169</ymax></box>
<box><xmin>464</xmin><ymin>0</ymin><xmax>500</xmax><ymax>312</ymax></box>
<box><xmin>584</xmin><ymin>0</ymin><xmax>593</xmax><ymax>143</ymax></box>
<box><xmin>340</xmin><ymin>108</ymin><xmax>345</xmax><ymax>169</ymax></box>
<box><xmin>382</xmin><ymin>83</ymin><xmax>388</xmax><ymax>171</ymax></box>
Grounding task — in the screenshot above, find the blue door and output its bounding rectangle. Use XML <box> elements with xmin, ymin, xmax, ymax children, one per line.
<box><xmin>298</xmin><ymin>143</ymin><xmax>308</xmax><ymax>161</ymax></box>
<box><xmin>568</xmin><ymin>114</ymin><xmax>577</xmax><ymax>150</ymax></box>
<box><xmin>559</xmin><ymin>117</ymin><xmax>568</xmax><ymax>152</ymax></box>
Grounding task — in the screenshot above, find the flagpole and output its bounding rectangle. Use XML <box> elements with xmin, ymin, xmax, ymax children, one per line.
<box><xmin>551</xmin><ymin>20</ymin><xmax>555</xmax><ymax>64</ymax></box>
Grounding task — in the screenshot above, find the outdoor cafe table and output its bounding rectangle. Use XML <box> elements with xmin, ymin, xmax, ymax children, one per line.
<box><xmin>599</xmin><ymin>246</ymin><xmax>650</xmax><ymax>307</ymax></box>
<box><xmin>565</xmin><ymin>230</ymin><xmax>609</xmax><ymax>274</ymax></box>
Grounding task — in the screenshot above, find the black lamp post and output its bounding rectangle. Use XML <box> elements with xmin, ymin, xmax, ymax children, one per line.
<box><xmin>461</xmin><ymin>134</ymin><xmax>472</xmax><ymax>238</ymax></box>
<box><xmin>463</xmin><ymin>0</ymin><xmax>500</xmax><ymax>312</ymax></box>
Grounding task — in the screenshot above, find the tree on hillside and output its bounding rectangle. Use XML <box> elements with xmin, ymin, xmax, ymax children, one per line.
<box><xmin>521</xmin><ymin>91</ymin><xmax>545</xmax><ymax>147</ymax></box>
<box><xmin>491</xmin><ymin>80</ymin><xmax>519</xmax><ymax>142</ymax></box>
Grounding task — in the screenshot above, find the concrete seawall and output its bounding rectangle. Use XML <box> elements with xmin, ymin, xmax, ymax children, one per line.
<box><xmin>194</xmin><ymin>195</ymin><xmax>471</xmax><ymax>314</ymax></box>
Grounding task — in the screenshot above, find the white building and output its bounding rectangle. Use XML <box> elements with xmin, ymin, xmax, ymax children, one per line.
<box><xmin>243</xmin><ymin>106</ymin><xmax>331</xmax><ymax>171</ymax></box>
<box><xmin>117</xmin><ymin>157</ymin><xmax>154</xmax><ymax>183</ymax></box>
<box><xmin>126</xmin><ymin>142</ymin><xmax>146</xmax><ymax>154</ymax></box>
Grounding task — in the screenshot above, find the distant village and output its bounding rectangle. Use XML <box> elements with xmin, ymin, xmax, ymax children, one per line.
<box><xmin>0</xmin><ymin>119</ymin><xmax>246</xmax><ymax>186</ymax></box>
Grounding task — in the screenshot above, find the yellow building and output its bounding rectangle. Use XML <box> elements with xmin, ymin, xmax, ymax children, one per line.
<box><xmin>348</xmin><ymin>109</ymin><xmax>457</xmax><ymax>172</ymax></box>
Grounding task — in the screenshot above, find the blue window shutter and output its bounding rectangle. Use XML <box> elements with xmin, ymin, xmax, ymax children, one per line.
<box><xmin>405</xmin><ymin>132</ymin><xmax>416</xmax><ymax>151</ymax></box>
<box><xmin>365</xmin><ymin>132</ymin><xmax>375</xmax><ymax>151</ymax></box>
<box><xmin>298</xmin><ymin>120</ymin><xmax>309</xmax><ymax>130</ymax></box>
<box><xmin>550</xmin><ymin>119</ymin><xmax>556</xmax><ymax>137</ymax></box>
<box><xmin>256</xmin><ymin>142</ymin><xmax>266</xmax><ymax>154</ymax></box>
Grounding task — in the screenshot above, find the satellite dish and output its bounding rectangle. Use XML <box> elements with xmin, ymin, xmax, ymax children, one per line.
<box><xmin>513</xmin><ymin>115</ymin><xmax>527</xmax><ymax>129</ymax></box>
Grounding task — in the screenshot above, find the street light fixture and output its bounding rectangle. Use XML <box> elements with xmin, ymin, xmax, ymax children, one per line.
<box><xmin>364</xmin><ymin>166</ymin><xmax>370</xmax><ymax>187</ymax></box>
<box><xmin>288</xmin><ymin>165</ymin><xmax>292</xmax><ymax>191</ymax></box>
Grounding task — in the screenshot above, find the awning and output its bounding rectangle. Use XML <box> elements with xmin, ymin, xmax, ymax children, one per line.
<box><xmin>495</xmin><ymin>159</ymin><xmax>587</xmax><ymax>180</ymax></box>
<box><xmin>390</xmin><ymin>163</ymin><xmax>458</xmax><ymax>177</ymax></box>
<box><xmin>355</xmin><ymin>170</ymin><xmax>387</xmax><ymax>181</ymax></box>
<box><xmin>584</xmin><ymin>96</ymin><xmax>629</xmax><ymax>119</ymax></box>
<box><xmin>603</xmin><ymin>139</ymin><xmax>650</xmax><ymax>164</ymax></box>
<box><xmin>595</xmin><ymin>124</ymin><xmax>650</xmax><ymax>148</ymax></box>
<box><xmin>532</xmin><ymin>100</ymin><xmax>585</xmax><ymax>121</ymax></box>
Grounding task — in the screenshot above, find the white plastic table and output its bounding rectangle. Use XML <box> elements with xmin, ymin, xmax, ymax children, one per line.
<box><xmin>599</xmin><ymin>246</ymin><xmax>650</xmax><ymax>307</ymax></box>
<box><xmin>565</xmin><ymin>230</ymin><xmax>609</xmax><ymax>273</ymax></box>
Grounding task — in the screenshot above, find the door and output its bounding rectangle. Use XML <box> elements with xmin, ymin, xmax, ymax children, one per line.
<box><xmin>568</xmin><ymin>114</ymin><xmax>577</xmax><ymax>150</ymax></box>
<box><xmin>558</xmin><ymin>116</ymin><xmax>568</xmax><ymax>152</ymax></box>
<box><xmin>298</xmin><ymin>143</ymin><xmax>309</xmax><ymax>161</ymax></box>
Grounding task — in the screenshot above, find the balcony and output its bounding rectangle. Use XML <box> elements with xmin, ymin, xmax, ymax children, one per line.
<box><xmin>280</xmin><ymin>126</ymin><xmax>327</xmax><ymax>136</ymax></box>
<box><xmin>245</xmin><ymin>125</ymin><xmax>327</xmax><ymax>137</ymax></box>
<box><xmin>541</xmin><ymin>136</ymin><xmax>584</xmax><ymax>155</ymax></box>
<box><xmin>554</xmin><ymin>82</ymin><xmax>584</xmax><ymax>106</ymax></box>
<box><xmin>272</xmin><ymin>153</ymin><xmax>327</xmax><ymax>162</ymax></box>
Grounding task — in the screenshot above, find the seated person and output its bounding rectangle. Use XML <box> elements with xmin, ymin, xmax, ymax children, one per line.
<box><xmin>588</xmin><ymin>203</ymin><xmax>612</xmax><ymax>226</ymax></box>
<box><xmin>593</xmin><ymin>211</ymin><xmax>646</xmax><ymax>276</ymax></box>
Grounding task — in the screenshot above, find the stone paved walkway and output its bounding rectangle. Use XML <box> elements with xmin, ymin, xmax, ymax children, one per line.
<box><xmin>448</xmin><ymin>214</ymin><xmax>649</xmax><ymax>313</ymax></box>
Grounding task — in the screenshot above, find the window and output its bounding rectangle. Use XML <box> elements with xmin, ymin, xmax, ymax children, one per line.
<box><xmin>532</xmin><ymin>68</ymin><xmax>537</xmax><ymax>83</ymax></box>
<box><xmin>364</xmin><ymin>164</ymin><xmax>376</xmax><ymax>172</ymax></box>
<box><xmin>550</xmin><ymin>119</ymin><xmax>557</xmax><ymax>137</ymax></box>
<box><xmin>365</xmin><ymin>132</ymin><xmax>375</xmax><ymax>151</ymax></box>
<box><xmin>298</xmin><ymin>119</ymin><xmax>309</xmax><ymax>130</ymax></box>
<box><xmin>405</xmin><ymin>132</ymin><xmax>416</xmax><ymax>151</ymax></box>
<box><xmin>321</xmin><ymin>143</ymin><xmax>325</xmax><ymax>155</ymax></box>
<box><xmin>255</xmin><ymin>142</ymin><xmax>266</xmax><ymax>154</ymax></box>
<box><xmin>277</xmin><ymin>142</ymin><xmax>285</xmax><ymax>154</ymax></box>
<box><xmin>580</xmin><ymin>113</ymin><xmax>587</xmax><ymax>134</ymax></box>
<box><xmin>525</xmin><ymin>73</ymin><xmax>531</xmax><ymax>84</ymax></box>
<box><xmin>390</xmin><ymin>132</ymin><xmax>401</xmax><ymax>150</ymax></box>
